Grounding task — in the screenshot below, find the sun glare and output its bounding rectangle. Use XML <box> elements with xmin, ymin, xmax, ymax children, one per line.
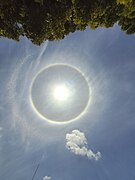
<box><xmin>53</xmin><ymin>85</ymin><xmax>70</xmax><ymax>101</ymax></box>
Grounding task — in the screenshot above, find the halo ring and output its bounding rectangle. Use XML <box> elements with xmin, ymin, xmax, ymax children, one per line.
<box><xmin>29</xmin><ymin>64</ymin><xmax>91</xmax><ymax>124</ymax></box>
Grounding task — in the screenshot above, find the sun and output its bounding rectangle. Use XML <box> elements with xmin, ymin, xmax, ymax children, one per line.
<box><xmin>53</xmin><ymin>84</ymin><xmax>70</xmax><ymax>101</ymax></box>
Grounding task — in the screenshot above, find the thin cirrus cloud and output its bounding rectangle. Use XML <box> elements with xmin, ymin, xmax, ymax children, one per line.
<box><xmin>43</xmin><ymin>176</ymin><xmax>51</xmax><ymax>180</ymax></box>
<box><xmin>66</xmin><ymin>129</ymin><xmax>101</xmax><ymax>161</ymax></box>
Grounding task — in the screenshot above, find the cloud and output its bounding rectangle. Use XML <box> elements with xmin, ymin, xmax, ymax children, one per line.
<box><xmin>66</xmin><ymin>129</ymin><xmax>101</xmax><ymax>161</ymax></box>
<box><xmin>43</xmin><ymin>176</ymin><xmax>51</xmax><ymax>180</ymax></box>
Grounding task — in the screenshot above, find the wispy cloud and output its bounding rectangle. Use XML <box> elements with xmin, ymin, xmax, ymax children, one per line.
<box><xmin>43</xmin><ymin>176</ymin><xmax>51</xmax><ymax>180</ymax></box>
<box><xmin>66</xmin><ymin>129</ymin><xmax>101</xmax><ymax>161</ymax></box>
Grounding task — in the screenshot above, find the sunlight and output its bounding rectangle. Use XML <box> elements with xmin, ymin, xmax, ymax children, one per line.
<box><xmin>53</xmin><ymin>84</ymin><xmax>70</xmax><ymax>101</ymax></box>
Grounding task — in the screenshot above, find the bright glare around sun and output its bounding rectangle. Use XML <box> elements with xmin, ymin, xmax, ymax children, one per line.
<box><xmin>53</xmin><ymin>85</ymin><xmax>70</xmax><ymax>101</ymax></box>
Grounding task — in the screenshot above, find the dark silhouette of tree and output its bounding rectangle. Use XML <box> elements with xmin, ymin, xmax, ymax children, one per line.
<box><xmin>0</xmin><ymin>0</ymin><xmax>135</xmax><ymax>45</ymax></box>
<box><xmin>117</xmin><ymin>0</ymin><xmax>135</xmax><ymax>34</ymax></box>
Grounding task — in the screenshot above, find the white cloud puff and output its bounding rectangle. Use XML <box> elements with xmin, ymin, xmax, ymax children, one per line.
<box><xmin>66</xmin><ymin>129</ymin><xmax>101</xmax><ymax>161</ymax></box>
<box><xmin>43</xmin><ymin>176</ymin><xmax>51</xmax><ymax>180</ymax></box>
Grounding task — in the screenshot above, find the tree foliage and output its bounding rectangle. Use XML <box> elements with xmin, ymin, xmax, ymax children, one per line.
<box><xmin>0</xmin><ymin>0</ymin><xmax>135</xmax><ymax>45</ymax></box>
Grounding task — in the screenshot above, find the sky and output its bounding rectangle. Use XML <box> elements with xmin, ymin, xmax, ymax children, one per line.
<box><xmin>0</xmin><ymin>24</ymin><xmax>135</xmax><ymax>180</ymax></box>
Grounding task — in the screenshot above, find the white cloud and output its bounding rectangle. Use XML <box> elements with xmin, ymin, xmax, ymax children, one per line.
<box><xmin>43</xmin><ymin>176</ymin><xmax>51</xmax><ymax>180</ymax></box>
<box><xmin>66</xmin><ymin>129</ymin><xmax>101</xmax><ymax>161</ymax></box>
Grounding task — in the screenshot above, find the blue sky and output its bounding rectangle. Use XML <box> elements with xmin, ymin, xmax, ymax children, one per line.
<box><xmin>0</xmin><ymin>24</ymin><xmax>135</xmax><ymax>180</ymax></box>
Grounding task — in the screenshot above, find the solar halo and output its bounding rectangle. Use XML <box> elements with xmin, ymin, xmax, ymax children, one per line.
<box><xmin>29</xmin><ymin>64</ymin><xmax>91</xmax><ymax>124</ymax></box>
